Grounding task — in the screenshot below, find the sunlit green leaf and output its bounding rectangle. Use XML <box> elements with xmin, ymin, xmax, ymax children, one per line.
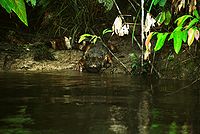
<box><xmin>175</xmin><ymin>15</ymin><xmax>193</xmax><ymax>26</ymax></box>
<box><xmin>159</xmin><ymin>0</ymin><xmax>167</xmax><ymax>7</ymax></box>
<box><xmin>164</xmin><ymin>11</ymin><xmax>171</xmax><ymax>25</ymax></box>
<box><xmin>90</xmin><ymin>35</ymin><xmax>99</xmax><ymax>44</ymax></box>
<box><xmin>153</xmin><ymin>0</ymin><xmax>160</xmax><ymax>5</ymax></box>
<box><xmin>168</xmin><ymin>27</ymin><xmax>182</xmax><ymax>41</ymax></box>
<box><xmin>182</xmin><ymin>30</ymin><xmax>188</xmax><ymax>43</ymax></box>
<box><xmin>193</xmin><ymin>10</ymin><xmax>200</xmax><ymax>19</ymax></box>
<box><xmin>173</xmin><ymin>31</ymin><xmax>183</xmax><ymax>54</ymax></box>
<box><xmin>92</xmin><ymin>37</ymin><xmax>98</xmax><ymax>44</ymax></box>
<box><xmin>102</xmin><ymin>29</ymin><xmax>112</xmax><ymax>35</ymax></box>
<box><xmin>78</xmin><ymin>34</ymin><xmax>93</xmax><ymax>43</ymax></box>
<box><xmin>0</xmin><ymin>0</ymin><xmax>13</xmax><ymax>13</ymax></box>
<box><xmin>185</xmin><ymin>18</ymin><xmax>199</xmax><ymax>30</ymax></box>
<box><xmin>168</xmin><ymin>26</ymin><xmax>187</xmax><ymax>54</ymax></box>
<box><xmin>154</xmin><ymin>33</ymin><xmax>169</xmax><ymax>51</ymax></box>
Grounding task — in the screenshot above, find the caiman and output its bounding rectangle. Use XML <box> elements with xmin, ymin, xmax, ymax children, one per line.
<box><xmin>79</xmin><ymin>41</ymin><xmax>112</xmax><ymax>73</ymax></box>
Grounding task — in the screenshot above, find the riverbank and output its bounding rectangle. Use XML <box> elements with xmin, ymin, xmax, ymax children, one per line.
<box><xmin>1</xmin><ymin>33</ymin><xmax>200</xmax><ymax>80</ymax></box>
<box><xmin>0</xmin><ymin>35</ymin><xmax>134</xmax><ymax>74</ymax></box>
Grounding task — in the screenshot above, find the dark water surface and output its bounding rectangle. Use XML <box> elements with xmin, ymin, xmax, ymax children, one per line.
<box><xmin>0</xmin><ymin>71</ymin><xmax>199</xmax><ymax>134</ymax></box>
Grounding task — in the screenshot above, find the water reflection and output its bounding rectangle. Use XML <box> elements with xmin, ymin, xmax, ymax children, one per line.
<box><xmin>0</xmin><ymin>71</ymin><xmax>199</xmax><ymax>134</ymax></box>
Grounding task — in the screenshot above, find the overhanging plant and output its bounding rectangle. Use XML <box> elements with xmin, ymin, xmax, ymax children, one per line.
<box><xmin>144</xmin><ymin>0</ymin><xmax>200</xmax><ymax>60</ymax></box>
<box><xmin>0</xmin><ymin>0</ymin><xmax>36</xmax><ymax>26</ymax></box>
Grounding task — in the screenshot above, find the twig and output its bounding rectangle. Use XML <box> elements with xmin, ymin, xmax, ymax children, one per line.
<box><xmin>149</xmin><ymin>61</ymin><xmax>161</xmax><ymax>78</ymax></box>
<box><xmin>127</xmin><ymin>0</ymin><xmax>137</xmax><ymax>12</ymax></box>
<box><xmin>112</xmin><ymin>0</ymin><xmax>125</xmax><ymax>22</ymax></box>
<box><xmin>150</xmin><ymin>52</ymin><xmax>155</xmax><ymax>74</ymax></box>
<box><xmin>133</xmin><ymin>34</ymin><xmax>142</xmax><ymax>50</ymax></box>
<box><xmin>165</xmin><ymin>77</ymin><xmax>200</xmax><ymax>96</ymax></box>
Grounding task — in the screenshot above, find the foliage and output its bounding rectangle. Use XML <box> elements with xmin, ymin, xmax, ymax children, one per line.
<box><xmin>144</xmin><ymin>0</ymin><xmax>200</xmax><ymax>60</ymax></box>
<box><xmin>0</xmin><ymin>0</ymin><xmax>36</xmax><ymax>26</ymax></box>
<box><xmin>78</xmin><ymin>28</ymin><xmax>112</xmax><ymax>44</ymax></box>
<box><xmin>78</xmin><ymin>34</ymin><xmax>100</xmax><ymax>44</ymax></box>
<box><xmin>33</xmin><ymin>0</ymin><xmax>114</xmax><ymax>41</ymax></box>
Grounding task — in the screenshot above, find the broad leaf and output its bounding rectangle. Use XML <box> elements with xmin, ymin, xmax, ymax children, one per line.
<box><xmin>164</xmin><ymin>11</ymin><xmax>171</xmax><ymax>25</ymax></box>
<box><xmin>173</xmin><ymin>31</ymin><xmax>183</xmax><ymax>54</ymax></box>
<box><xmin>12</xmin><ymin>0</ymin><xmax>28</xmax><ymax>26</ymax></box>
<box><xmin>185</xmin><ymin>18</ymin><xmax>199</xmax><ymax>30</ymax></box>
<box><xmin>188</xmin><ymin>28</ymin><xmax>196</xmax><ymax>46</ymax></box>
<box><xmin>0</xmin><ymin>0</ymin><xmax>13</xmax><ymax>13</ymax></box>
<box><xmin>168</xmin><ymin>26</ymin><xmax>182</xmax><ymax>41</ymax></box>
<box><xmin>169</xmin><ymin>27</ymin><xmax>186</xmax><ymax>54</ymax></box>
<box><xmin>154</xmin><ymin>33</ymin><xmax>169</xmax><ymax>51</ymax></box>
<box><xmin>159</xmin><ymin>0</ymin><xmax>167</xmax><ymax>7</ymax></box>
<box><xmin>193</xmin><ymin>10</ymin><xmax>200</xmax><ymax>19</ymax></box>
<box><xmin>182</xmin><ymin>30</ymin><xmax>188</xmax><ymax>43</ymax></box>
<box><xmin>153</xmin><ymin>0</ymin><xmax>160</xmax><ymax>5</ymax></box>
<box><xmin>175</xmin><ymin>15</ymin><xmax>193</xmax><ymax>26</ymax></box>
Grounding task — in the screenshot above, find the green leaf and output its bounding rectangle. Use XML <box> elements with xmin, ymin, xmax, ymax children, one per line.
<box><xmin>156</xmin><ymin>11</ymin><xmax>166</xmax><ymax>25</ymax></box>
<box><xmin>154</xmin><ymin>33</ymin><xmax>169</xmax><ymax>51</ymax></box>
<box><xmin>92</xmin><ymin>37</ymin><xmax>98</xmax><ymax>44</ymax></box>
<box><xmin>153</xmin><ymin>0</ymin><xmax>161</xmax><ymax>5</ymax></box>
<box><xmin>175</xmin><ymin>15</ymin><xmax>193</xmax><ymax>26</ymax></box>
<box><xmin>169</xmin><ymin>27</ymin><xmax>186</xmax><ymax>54</ymax></box>
<box><xmin>168</xmin><ymin>26</ymin><xmax>182</xmax><ymax>41</ymax></box>
<box><xmin>186</xmin><ymin>18</ymin><xmax>199</xmax><ymax>30</ymax></box>
<box><xmin>193</xmin><ymin>10</ymin><xmax>200</xmax><ymax>19</ymax></box>
<box><xmin>78</xmin><ymin>34</ymin><xmax>93</xmax><ymax>43</ymax></box>
<box><xmin>182</xmin><ymin>30</ymin><xmax>188</xmax><ymax>43</ymax></box>
<box><xmin>102</xmin><ymin>29</ymin><xmax>112</xmax><ymax>35</ymax></box>
<box><xmin>164</xmin><ymin>11</ymin><xmax>171</xmax><ymax>25</ymax></box>
<box><xmin>12</xmin><ymin>0</ymin><xmax>28</xmax><ymax>26</ymax></box>
<box><xmin>90</xmin><ymin>35</ymin><xmax>98</xmax><ymax>43</ymax></box>
<box><xmin>173</xmin><ymin>31</ymin><xmax>183</xmax><ymax>54</ymax></box>
<box><xmin>0</xmin><ymin>0</ymin><xmax>13</xmax><ymax>13</ymax></box>
<box><xmin>159</xmin><ymin>0</ymin><xmax>167</xmax><ymax>7</ymax></box>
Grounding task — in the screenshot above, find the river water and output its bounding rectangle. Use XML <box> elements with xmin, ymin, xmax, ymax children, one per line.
<box><xmin>0</xmin><ymin>71</ymin><xmax>199</xmax><ymax>134</ymax></box>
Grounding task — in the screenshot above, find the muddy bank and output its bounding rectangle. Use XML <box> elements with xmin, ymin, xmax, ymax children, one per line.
<box><xmin>0</xmin><ymin>36</ymin><xmax>134</xmax><ymax>74</ymax></box>
<box><xmin>1</xmin><ymin>34</ymin><xmax>200</xmax><ymax>80</ymax></box>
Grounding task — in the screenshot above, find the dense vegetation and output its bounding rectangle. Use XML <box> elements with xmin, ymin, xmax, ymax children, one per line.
<box><xmin>0</xmin><ymin>0</ymin><xmax>200</xmax><ymax>79</ymax></box>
